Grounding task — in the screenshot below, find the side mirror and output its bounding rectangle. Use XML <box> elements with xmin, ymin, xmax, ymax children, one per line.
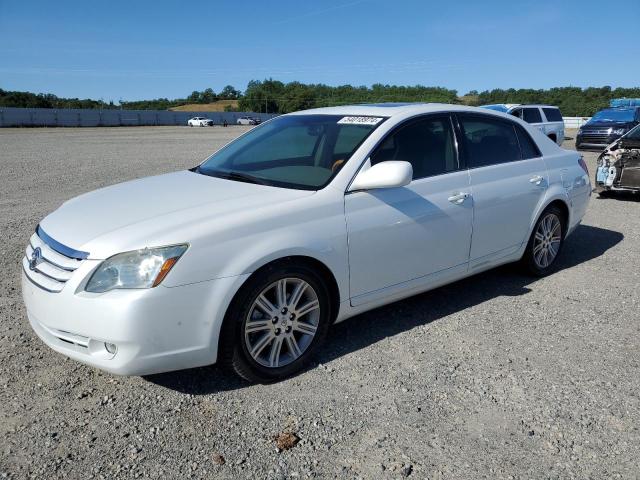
<box><xmin>349</xmin><ymin>160</ymin><xmax>413</xmax><ymax>191</ymax></box>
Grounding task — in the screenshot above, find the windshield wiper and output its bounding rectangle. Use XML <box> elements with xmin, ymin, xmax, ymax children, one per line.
<box><xmin>223</xmin><ymin>171</ymin><xmax>270</xmax><ymax>185</ymax></box>
<box><xmin>198</xmin><ymin>168</ymin><xmax>270</xmax><ymax>186</ymax></box>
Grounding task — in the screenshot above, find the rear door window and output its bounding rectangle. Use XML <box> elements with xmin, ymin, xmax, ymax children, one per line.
<box><xmin>542</xmin><ymin>108</ymin><xmax>563</xmax><ymax>122</ymax></box>
<box><xmin>459</xmin><ymin>116</ymin><xmax>521</xmax><ymax>168</ymax></box>
<box><xmin>523</xmin><ymin>108</ymin><xmax>543</xmax><ymax>123</ymax></box>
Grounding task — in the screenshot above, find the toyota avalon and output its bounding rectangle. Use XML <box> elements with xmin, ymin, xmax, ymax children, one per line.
<box><xmin>22</xmin><ymin>104</ymin><xmax>591</xmax><ymax>382</ymax></box>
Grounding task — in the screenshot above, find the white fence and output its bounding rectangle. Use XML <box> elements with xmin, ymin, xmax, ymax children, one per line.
<box><xmin>0</xmin><ymin>107</ymin><xmax>277</xmax><ymax>127</ymax></box>
<box><xmin>563</xmin><ymin>117</ymin><xmax>591</xmax><ymax>129</ymax></box>
<box><xmin>0</xmin><ymin>107</ymin><xmax>593</xmax><ymax>130</ymax></box>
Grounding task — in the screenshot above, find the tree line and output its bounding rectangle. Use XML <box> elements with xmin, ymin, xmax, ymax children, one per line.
<box><xmin>2</xmin><ymin>83</ymin><xmax>639</xmax><ymax>116</ymax></box>
<box><xmin>0</xmin><ymin>85</ymin><xmax>241</xmax><ymax>111</ymax></box>
<box><xmin>237</xmin><ymin>80</ymin><xmax>458</xmax><ymax>114</ymax></box>
<box><xmin>472</xmin><ymin>86</ymin><xmax>640</xmax><ymax>117</ymax></box>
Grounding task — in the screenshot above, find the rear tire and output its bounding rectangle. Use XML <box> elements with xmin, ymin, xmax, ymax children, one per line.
<box><xmin>220</xmin><ymin>262</ymin><xmax>331</xmax><ymax>383</ymax></box>
<box><xmin>521</xmin><ymin>205</ymin><xmax>566</xmax><ymax>276</ymax></box>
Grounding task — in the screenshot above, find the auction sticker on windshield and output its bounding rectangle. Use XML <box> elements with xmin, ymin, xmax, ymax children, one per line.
<box><xmin>337</xmin><ymin>116</ymin><xmax>384</xmax><ymax>125</ymax></box>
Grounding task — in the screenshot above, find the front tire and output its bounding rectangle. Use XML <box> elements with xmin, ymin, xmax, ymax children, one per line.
<box><xmin>220</xmin><ymin>263</ymin><xmax>331</xmax><ymax>383</ymax></box>
<box><xmin>521</xmin><ymin>205</ymin><xmax>566</xmax><ymax>276</ymax></box>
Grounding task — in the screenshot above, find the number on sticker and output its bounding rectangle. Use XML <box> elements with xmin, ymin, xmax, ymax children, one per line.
<box><xmin>337</xmin><ymin>116</ymin><xmax>383</xmax><ymax>125</ymax></box>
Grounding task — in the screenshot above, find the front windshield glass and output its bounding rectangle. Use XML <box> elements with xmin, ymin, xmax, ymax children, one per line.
<box><xmin>197</xmin><ymin>114</ymin><xmax>385</xmax><ymax>190</ymax></box>
<box><xmin>480</xmin><ymin>105</ymin><xmax>509</xmax><ymax>112</ymax></box>
<box><xmin>625</xmin><ymin>124</ymin><xmax>640</xmax><ymax>140</ymax></box>
<box><xmin>591</xmin><ymin>109</ymin><xmax>636</xmax><ymax>122</ymax></box>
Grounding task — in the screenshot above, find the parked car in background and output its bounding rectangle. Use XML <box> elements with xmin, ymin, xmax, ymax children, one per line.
<box><xmin>595</xmin><ymin>124</ymin><xmax>640</xmax><ymax>195</ymax></box>
<box><xmin>187</xmin><ymin>117</ymin><xmax>214</xmax><ymax>127</ymax></box>
<box><xmin>22</xmin><ymin>103</ymin><xmax>590</xmax><ymax>382</ymax></box>
<box><xmin>237</xmin><ymin>116</ymin><xmax>258</xmax><ymax>125</ymax></box>
<box><xmin>576</xmin><ymin>107</ymin><xmax>640</xmax><ymax>150</ymax></box>
<box><xmin>480</xmin><ymin>104</ymin><xmax>564</xmax><ymax>145</ymax></box>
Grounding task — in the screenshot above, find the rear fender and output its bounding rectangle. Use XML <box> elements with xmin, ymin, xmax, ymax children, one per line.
<box><xmin>526</xmin><ymin>188</ymin><xmax>571</xmax><ymax>244</ymax></box>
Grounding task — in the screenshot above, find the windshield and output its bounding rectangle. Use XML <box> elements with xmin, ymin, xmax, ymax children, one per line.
<box><xmin>625</xmin><ymin>124</ymin><xmax>640</xmax><ymax>140</ymax></box>
<box><xmin>591</xmin><ymin>109</ymin><xmax>636</xmax><ymax>123</ymax></box>
<box><xmin>196</xmin><ymin>114</ymin><xmax>385</xmax><ymax>189</ymax></box>
<box><xmin>480</xmin><ymin>105</ymin><xmax>509</xmax><ymax>112</ymax></box>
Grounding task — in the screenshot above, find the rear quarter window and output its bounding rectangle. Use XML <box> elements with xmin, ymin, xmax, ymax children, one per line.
<box><xmin>515</xmin><ymin>126</ymin><xmax>542</xmax><ymax>159</ymax></box>
<box><xmin>542</xmin><ymin>108</ymin><xmax>563</xmax><ymax>122</ymax></box>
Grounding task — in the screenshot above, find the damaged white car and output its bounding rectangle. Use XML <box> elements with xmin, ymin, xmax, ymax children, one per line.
<box><xmin>596</xmin><ymin>124</ymin><xmax>640</xmax><ymax>196</ymax></box>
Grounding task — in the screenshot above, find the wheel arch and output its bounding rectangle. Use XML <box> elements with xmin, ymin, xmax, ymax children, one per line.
<box><xmin>545</xmin><ymin>198</ymin><xmax>569</xmax><ymax>229</ymax></box>
<box><xmin>216</xmin><ymin>254</ymin><xmax>342</xmax><ymax>358</ymax></box>
<box><xmin>530</xmin><ymin>196</ymin><xmax>571</xmax><ymax>241</ymax></box>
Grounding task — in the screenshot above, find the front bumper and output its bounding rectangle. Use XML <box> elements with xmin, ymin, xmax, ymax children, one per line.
<box><xmin>22</xmin><ymin>269</ymin><xmax>248</xmax><ymax>375</ymax></box>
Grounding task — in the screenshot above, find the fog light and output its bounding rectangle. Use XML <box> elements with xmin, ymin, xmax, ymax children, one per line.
<box><xmin>104</xmin><ymin>342</ymin><xmax>117</xmax><ymax>354</ymax></box>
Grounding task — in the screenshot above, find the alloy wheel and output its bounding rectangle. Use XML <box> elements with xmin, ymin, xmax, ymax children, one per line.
<box><xmin>533</xmin><ymin>213</ymin><xmax>562</xmax><ymax>269</ymax></box>
<box><xmin>244</xmin><ymin>278</ymin><xmax>320</xmax><ymax>368</ymax></box>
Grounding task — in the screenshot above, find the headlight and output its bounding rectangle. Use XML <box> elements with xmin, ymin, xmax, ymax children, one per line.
<box><xmin>612</xmin><ymin>128</ymin><xmax>627</xmax><ymax>135</ymax></box>
<box><xmin>85</xmin><ymin>244</ymin><xmax>188</xmax><ymax>293</ymax></box>
<box><xmin>578</xmin><ymin>128</ymin><xmax>583</xmax><ymax>135</ymax></box>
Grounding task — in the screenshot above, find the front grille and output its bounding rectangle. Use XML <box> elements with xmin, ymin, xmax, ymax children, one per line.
<box><xmin>619</xmin><ymin>167</ymin><xmax>640</xmax><ymax>188</ymax></box>
<box><xmin>581</xmin><ymin>128</ymin><xmax>611</xmax><ymax>144</ymax></box>
<box><xmin>22</xmin><ymin>230</ymin><xmax>84</xmax><ymax>292</ymax></box>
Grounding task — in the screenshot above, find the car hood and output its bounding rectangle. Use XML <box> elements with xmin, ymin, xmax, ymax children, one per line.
<box><xmin>582</xmin><ymin>121</ymin><xmax>636</xmax><ymax>130</ymax></box>
<box><xmin>39</xmin><ymin>170</ymin><xmax>314</xmax><ymax>259</ymax></box>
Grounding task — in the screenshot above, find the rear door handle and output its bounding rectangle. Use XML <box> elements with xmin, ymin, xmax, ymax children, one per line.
<box><xmin>448</xmin><ymin>192</ymin><xmax>470</xmax><ymax>205</ymax></box>
<box><xmin>529</xmin><ymin>175</ymin><xmax>544</xmax><ymax>186</ymax></box>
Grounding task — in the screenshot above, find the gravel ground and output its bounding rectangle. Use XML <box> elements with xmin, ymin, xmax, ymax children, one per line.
<box><xmin>1</xmin><ymin>127</ymin><xmax>639</xmax><ymax>479</ymax></box>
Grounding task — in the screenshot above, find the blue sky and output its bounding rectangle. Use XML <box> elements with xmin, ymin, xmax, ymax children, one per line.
<box><xmin>1</xmin><ymin>0</ymin><xmax>639</xmax><ymax>101</ymax></box>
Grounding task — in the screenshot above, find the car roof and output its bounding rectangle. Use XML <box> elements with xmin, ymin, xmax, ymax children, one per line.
<box><xmin>599</xmin><ymin>106</ymin><xmax>639</xmax><ymax>111</ymax></box>
<box><xmin>287</xmin><ymin>103</ymin><xmax>504</xmax><ymax>118</ymax></box>
<box><xmin>481</xmin><ymin>103</ymin><xmax>559</xmax><ymax>110</ymax></box>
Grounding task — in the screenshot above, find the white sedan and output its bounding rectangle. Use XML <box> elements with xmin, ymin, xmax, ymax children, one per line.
<box><xmin>236</xmin><ymin>116</ymin><xmax>258</xmax><ymax>125</ymax></box>
<box><xmin>187</xmin><ymin>116</ymin><xmax>213</xmax><ymax>127</ymax></box>
<box><xmin>22</xmin><ymin>104</ymin><xmax>591</xmax><ymax>382</ymax></box>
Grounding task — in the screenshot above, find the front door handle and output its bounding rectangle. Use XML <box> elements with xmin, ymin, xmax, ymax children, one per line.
<box><xmin>448</xmin><ymin>192</ymin><xmax>470</xmax><ymax>205</ymax></box>
<box><xmin>529</xmin><ymin>175</ymin><xmax>544</xmax><ymax>186</ymax></box>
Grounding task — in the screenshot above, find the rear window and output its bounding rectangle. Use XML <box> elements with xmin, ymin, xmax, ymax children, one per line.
<box><xmin>523</xmin><ymin>108</ymin><xmax>543</xmax><ymax>123</ymax></box>
<box><xmin>542</xmin><ymin>108</ymin><xmax>563</xmax><ymax>122</ymax></box>
<box><xmin>459</xmin><ymin>116</ymin><xmax>521</xmax><ymax>168</ymax></box>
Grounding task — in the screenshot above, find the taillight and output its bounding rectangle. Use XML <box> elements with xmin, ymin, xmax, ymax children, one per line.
<box><xmin>578</xmin><ymin>156</ymin><xmax>589</xmax><ymax>175</ymax></box>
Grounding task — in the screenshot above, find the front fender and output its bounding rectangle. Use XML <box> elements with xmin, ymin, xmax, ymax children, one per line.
<box><xmin>224</xmin><ymin>232</ymin><xmax>349</xmax><ymax>298</ymax></box>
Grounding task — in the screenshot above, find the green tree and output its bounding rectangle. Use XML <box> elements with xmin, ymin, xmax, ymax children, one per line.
<box><xmin>219</xmin><ymin>85</ymin><xmax>240</xmax><ymax>100</ymax></box>
<box><xmin>200</xmin><ymin>88</ymin><xmax>216</xmax><ymax>104</ymax></box>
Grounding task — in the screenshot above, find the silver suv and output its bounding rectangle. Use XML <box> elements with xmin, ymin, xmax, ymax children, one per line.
<box><xmin>481</xmin><ymin>104</ymin><xmax>565</xmax><ymax>145</ymax></box>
